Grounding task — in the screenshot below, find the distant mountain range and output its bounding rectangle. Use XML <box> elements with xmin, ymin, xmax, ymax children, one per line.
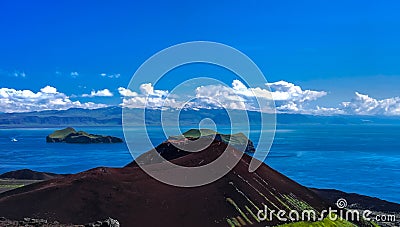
<box><xmin>0</xmin><ymin>107</ymin><xmax>399</xmax><ymax>128</ymax></box>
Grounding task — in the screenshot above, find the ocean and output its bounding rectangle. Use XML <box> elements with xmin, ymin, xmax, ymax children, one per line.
<box><xmin>0</xmin><ymin>124</ymin><xmax>399</xmax><ymax>203</ymax></box>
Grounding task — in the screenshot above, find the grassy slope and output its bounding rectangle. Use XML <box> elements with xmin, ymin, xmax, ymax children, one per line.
<box><xmin>181</xmin><ymin>129</ymin><xmax>252</xmax><ymax>152</ymax></box>
<box><xmin>276</xmin><ymin>213</ymin><xmax>380</xmax><ymax>227</ymax></box>
<box><xmin>0</xmin><ymin>179</ymin><xmax>42</xmax><ymax>194</ymax></box>
<box><xmin>182</xmin><ymin>128</ymin><xmax>218</xmax><ymax>137</ymax></box>
<box><xmin>47</xmin><ymin>127</ymin><xmax>76</xmax><ymax>139</ymax></box>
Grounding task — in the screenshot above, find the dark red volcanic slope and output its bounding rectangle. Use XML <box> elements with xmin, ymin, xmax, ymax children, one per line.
<box><xmin>0</xmin><ymin>169</ymin><xmax>66</xmax><ymax>180</ymax></box>
<box><xmin>0</xmin><ymin>140</ymin><xmax>341</xmax><ymax>226</ymax></box>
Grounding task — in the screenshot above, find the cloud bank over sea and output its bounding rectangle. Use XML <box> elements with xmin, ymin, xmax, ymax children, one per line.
<box><xmin>1</xmin><ymin>80</ymin><xmax>399</xmax><ymax>116</ymax></box>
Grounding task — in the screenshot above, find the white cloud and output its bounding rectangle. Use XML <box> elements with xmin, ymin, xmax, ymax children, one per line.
<box><xmin>193</xmin><ymin>83</ymin><xmax>248</xmax><ymax>110</ymax></box>
<box><xmin>110</xmin><ymin>73</ymin><xmax>120</xmax><ymax>79</ymax></box>
<box><xmin>118</xmin><ymin>81</ymin><xmax>257</xmax><ymax>110</ymax></box>
<box><xmin>119</xmin><ymin>84</ymin><xmax>179</xmax><ymax>109</ymax></box>
<box><xmin>100</xmin><ymin>73</ymin><xmax>121</xmax><ymax>79</ymax></box>
<box><xmin>0</xmin><ymin>86</ymin><xmax>107</xmax><ymax>113</ymax></box>
<box><xmin>117</xmin><ymin>80</ymin><xmax>400</xmax><ymax>116</ymax></box>
<box><xmin>70</xmin><ymin>72</ymin><xmax>79</xmax><ymax>77</ymax></box>
<box><xmin>191</xmin><ymin>80</ymin><xmax>327</xmax><ymax>113</ymax></box>
<box><xmin>118</xmin><ymin>87</ymin><xmax>138</xmax><ymax>97</ymax></box>
<box><xmin>13</xmin><ymin>71</ymin><xmax>26</xmax><ymax>78</ymax></box>
<box><xmin>341</xmin><ymin>92</ymin><xmax>400</xmax><ymax>116</ymax></box>
<box><xmin>118</xmin><ymin>80</ymin><xmax>326</xmax><ymax>113</ymax></box>
<box><xmin>40</xmin><ymin>86</ymin><xmax>58</xmax><ymax>94</ymax></box>
<box><xmin>82</xmin><ymin>89</ymin><xmax>113</xmax><ymax>97</ymax></box>
<box><xmin>309</xmin><ymin>106</ymin><xmax>345</xmax><ymax>115</ymax></box>
<box><xmin>192</xmin><ymin>80</ymin><xmax>267</xmax><ymax>111</ymax></box>
<box><xmin>120</xmin><ymin>81</ymin><xmax>252</xmax><ymax>110</ymax></box>
<box><xmin>266</xmin><ymin>80</ymin><xmax>327</xmax><ymax>113</ymax></box>
<box><xmin>139</xmin><ymin>83</ymin><xmax>154</xmax><ymax>95</ymax></box>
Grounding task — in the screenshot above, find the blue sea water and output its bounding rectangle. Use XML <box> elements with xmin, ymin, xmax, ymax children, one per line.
<box><xmin>0</xmin><ymin>124</ymin><xmax>399</xmax><ymax>203</ymax></box>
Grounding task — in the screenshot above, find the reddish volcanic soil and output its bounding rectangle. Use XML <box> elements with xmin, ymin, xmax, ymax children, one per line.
<box><xmin>0</xmin><ymin>140</ymin><xmax>330</xmax><ymax>226</ymax></box>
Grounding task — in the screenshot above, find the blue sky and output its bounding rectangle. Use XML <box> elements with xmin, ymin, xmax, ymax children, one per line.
<box><xmin>1</xmin><ymin>1</ymin><xmax>400</xmax><ymax>115</ymax></box>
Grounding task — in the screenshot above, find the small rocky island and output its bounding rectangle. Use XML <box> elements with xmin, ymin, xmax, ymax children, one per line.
<box><xmin>46</xmin><ymin>127</ymin><xmax>123</xmax><ymax>144</ymax></box>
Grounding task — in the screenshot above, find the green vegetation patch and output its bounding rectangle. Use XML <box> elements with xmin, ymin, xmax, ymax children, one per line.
<box><xmin>177</xmin><ymin>129</ymin><xmax>254</xmax><ymax>152</ymax></box>
<box><xmin>47</xmin><ymin>127</ymin><xmax>76</xmax><ymax>139</ymax></box>
<box><xmin>0</xmin><ymin>184</ymin><xmax>25</xmax><ymax>189</ymax></box>
<box><xmin>226</xmin><ymin>197</ymin><xmax>254</xmax><ymax>225</ymax></box>
<box><xmin>182</xmin><ymin>129</ymin><xmax>218</xmax><ymax>138</ymax></box>
<box><xmin>282</xmin><ymin>194</ymin><xmax>317</xmax><ymax>212</ymax></box>
<box><xmin>276</xmin><ymin>213</ymin><xmax>357</xmax><ymax>227</ymax></box>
